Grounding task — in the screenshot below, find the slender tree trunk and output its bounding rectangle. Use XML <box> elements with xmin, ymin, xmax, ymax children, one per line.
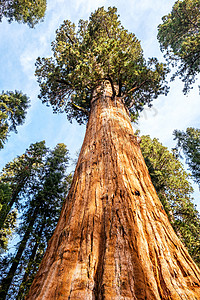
<box><xmin>0</xmin><ymin>208</ymin><xmax>37</xmax><ymax>300</ymax></box>
<box><xmin>16</xmin><ymin>222</ymin><xmax>45</xmax><ymax>300</ymax></box>
<box><xmin>27</xmin><ymin>82</ymin><xmax>200</xmax><ymax>299</ymax></box>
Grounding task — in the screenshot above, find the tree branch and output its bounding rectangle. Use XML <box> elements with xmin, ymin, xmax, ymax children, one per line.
<box><xmin>56</xmin><ymin>79</ymin><xmax>71</xmax><ymax>87</ymax></box>
<box><xmin>174</xmin><ymin>7</ymin><xmax>199</xmax><ymax>30</ymax></box>
<box><xmin>121</xmin><ymin>80</ymin><xmax>148</xmax><ymax>107</ymax></box>
<box><xmin>117</xmin><ymin>78</ymin><xmax>122</xmax><ymax>97</ymax></box>
<box><xmin>103</xmin><ymin>18</ymin><xmax>112</xmax><ymax>38</ymax></box>
<box><xmin>64</xmin><ymin>32</ymin><xmax>75</xmax><ymax>45</ymax></box>
<box><xmin>107</xmin><ymin>75</ymin><xmax>116</xmax><ymax>99</ymax></box>
<box><xmin>129</xmin><ymin>80</ymin><xmax>149</xmax><ymax>94</ymax></box>
<box><xmin>71</xmin><ymin>102</ymin><xmax>89</xmax><ymax>115</ymax></box>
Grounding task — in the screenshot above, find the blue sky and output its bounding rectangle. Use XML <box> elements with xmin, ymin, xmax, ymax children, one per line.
<box><xmin>0</xmin><ymin>0</ymin><xmax>199</xmax><ymax>209</ymax></box>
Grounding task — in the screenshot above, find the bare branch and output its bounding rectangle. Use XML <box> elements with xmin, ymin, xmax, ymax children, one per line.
<box><xmin>56</xmin><ymin>79</ymin><xmax>71</xmax><ymax>87</ymax></box>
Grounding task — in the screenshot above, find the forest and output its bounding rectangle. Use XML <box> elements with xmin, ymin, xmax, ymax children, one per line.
<box><xmin>0</xmin><ymin>0</ymin><xmax>200</xmax><ymax>299</ymax></box>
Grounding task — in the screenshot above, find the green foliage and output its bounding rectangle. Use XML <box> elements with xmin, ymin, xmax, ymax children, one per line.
<box><xmin>140</xmin><ymin>134</ymin><xmax>200</xmax><ymax>266</ymax></box>
<box><xmin>158</xmin><ymin>0</ymin><xmax>200</xmax><ymax>93</ymax></box>
<box><xmin>1</xmin><ymin>141</ymin><xmax>47</xmax><ymax>198</ymax></box>
<box><xmin>0</xmin><ymin>141</ymin><xmax>47</xmax><ymax>257</ymax></box>
<box><xmin>0</xmin><ymin>141</ymin><xmax>47</xmax><ymax>237</ymax></box>
<box><xmin>0</xmin><ymin>210</ymin><xmax>17</xmax><ymax>252</ymax></box>
<box><xmin>0</xmin><ymin>141</ymin><xmax>71</xmax><ymax>299</ymax></box>
<box><xmin>0</xmin><ymin>182</ymin><xmax>16</xmax><ymax>251</ymax></box>
<box><xmin>0</xmin><ymin>90</ymin><xmax>30</xmax><ymax>149</ymax></box>
<box><xmin>174</xmin><ymin>127</ymin><xmax>200</xmax><ymax>188</ymax></box>
<box><xmin>0</xmin><ymin>0</ymin><xmax>46</xmax><ymax>28</ymax></box>
<box><xmin>36</xmin><ymin>6</ymin><xmax>169</xmax><ymax>124</ymax></box>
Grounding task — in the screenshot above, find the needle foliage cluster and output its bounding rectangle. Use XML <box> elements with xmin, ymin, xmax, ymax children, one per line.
<box><xmin>174</xmin><ymin>127</ymin><xmax>200</xmax><ymax>188</ymax></box>
<box><xmin>0</xmin><ymin>0</ymin><xmax>46</xmax><ymax>28</ymax></box>
<box><xmin>158</xmin><ymin>0</ymin><xmax>200</xmax><ymax>93</ymax></box>
<box><xmin>0</xmin><ymin>91</ymin><xmax>30</xmax><ymax>149</ymax></box>
<box><xmin>36</xmin><ymin>7</ymin><xmax>169</xmax><ymax>124</ymax></box>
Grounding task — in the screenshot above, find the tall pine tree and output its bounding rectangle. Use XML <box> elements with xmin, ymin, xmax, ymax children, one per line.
<box><xmin>0</xmin><ymin>140</ymin><xmax>47</xmax><ymax>237</ymax></box>
<box><xmin>0</xmin><ymin>142</ymin><xmax>70</xmax><ymax>300</ymax></box>
<box><xmin>140</xmin><ymin>134</ymin><xmax>200</xmax><ymax>267</ymax></box>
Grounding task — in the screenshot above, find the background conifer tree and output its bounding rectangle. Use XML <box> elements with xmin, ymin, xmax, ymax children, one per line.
<box><xmin>0</xmin><ymin>142</ymin><xmax>70</xmax><ymax>300</ymax></box>
<box><xmin>0</xmin><ymin>0</ymin><xmax>46</xmax><ymax>28</ymax></box>
<box><xmin>158</xmin><ymin>0</ymin><xmax>200</xmax><ymax>93</ymax></box>
<box><xmin>174</xmin><ymin>127</ymin><xmax>200</xmax><ymax>188</ymax></box>
<box><xmin>140</xmin><ymin>134</ymin><xmax>200</xmax><ymax>267</ymax></box>
<box><xmin>0</xmin><ymin>91</ymin><xmax>30</xmax><ymax>149</ymax></box>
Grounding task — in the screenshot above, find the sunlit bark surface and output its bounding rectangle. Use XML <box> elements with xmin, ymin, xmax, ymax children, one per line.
<box><xmin>27</xmin><ymin>83</ymin><xmax>200</xmax><ymax>299</ymax></box>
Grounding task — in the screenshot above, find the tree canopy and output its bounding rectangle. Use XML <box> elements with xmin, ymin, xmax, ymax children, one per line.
<box><xmin>0</xmin><ymin>0</ymin><xmax>46</xmax><ymax>28</ymax></box>
<box><xmin>174</xmin><ymin>127</ymin><xmax>200</xmax><ymax>188</ymax></box>
<box><xmin>0</xmin><ymin>90</ymin><xmax>30</xmax><ymax>149</ymax></box>
<box><xmin>36</xmin><ymin>6</ymin><xmax>169</xmax><ymax>124</ymax></box>
<box><xmin>140</xmin><ymin>134</ymin><xmax>200</xmax><ymax>266</ymax></box>
<box><xmin>158</xmin><ymin>0</ymin><xmax>200</xmax><ymax>94</ymax></box>
<box><xmin>0</xmin><ymin>141</ymin><xmax>46</xmax><ymax>251</ymax></box>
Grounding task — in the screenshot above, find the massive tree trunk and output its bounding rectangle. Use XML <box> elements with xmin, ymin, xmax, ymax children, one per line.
<box><xmin>27</xmin><ymin>82</ymin><xmax>200</xmax><ymax>299</ymax></box>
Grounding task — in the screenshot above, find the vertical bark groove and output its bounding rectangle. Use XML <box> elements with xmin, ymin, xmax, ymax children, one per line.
<box><xmin>27</xmin><ymin>82</ymin><xmax>200</xmax><ymax>299</ymax></box>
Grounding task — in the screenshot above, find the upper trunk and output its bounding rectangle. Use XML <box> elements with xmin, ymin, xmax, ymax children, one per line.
<box><xmin>27</xmin><ymin>82</ymin><xmax>200</xmax><ymax>299</ymax></box>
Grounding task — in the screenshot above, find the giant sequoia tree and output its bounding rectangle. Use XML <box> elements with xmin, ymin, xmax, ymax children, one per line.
<box><xmin>27</xmin><ymin>7</ymin><xmax>200</xmax><ymax>299</ymax></box>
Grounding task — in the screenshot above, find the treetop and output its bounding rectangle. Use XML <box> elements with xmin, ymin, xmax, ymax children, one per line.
<box><xmin>36</xmin><ymin>6</ymin><xmax>169</xmax><ymax>124</ymax></box>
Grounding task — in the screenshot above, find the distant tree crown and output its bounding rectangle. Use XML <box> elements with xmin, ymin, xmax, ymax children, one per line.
<box><xmin>0</xmin><ymin>90</ymin><xmax>30</xmax><ymax>149</ymax></box>
<box><xmin>158</xmin><ymin>0</ymin><xmax>200</xmax><ymax>93</ymax></box>
<box><xmin>174</xmin><ymin>127</ymin><xmax>200</xmax><ymax>188</ymax></box>
<box><xmin>0</xmin><ymin>0</ymin><xmax>47</xmax><ymax>28</ymax></box>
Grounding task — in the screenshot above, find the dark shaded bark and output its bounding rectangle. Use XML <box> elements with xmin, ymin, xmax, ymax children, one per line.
<box><xmin>27</xmin><ymin>82</ymin><xmax>200</xmax><ymax>299</ymax></box>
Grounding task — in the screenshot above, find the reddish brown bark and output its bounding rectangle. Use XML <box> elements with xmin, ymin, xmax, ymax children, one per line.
<box><xmin>27</xmin><ymin>82</ymin><xmax>200</xmax><ymax>299</ymax></box>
